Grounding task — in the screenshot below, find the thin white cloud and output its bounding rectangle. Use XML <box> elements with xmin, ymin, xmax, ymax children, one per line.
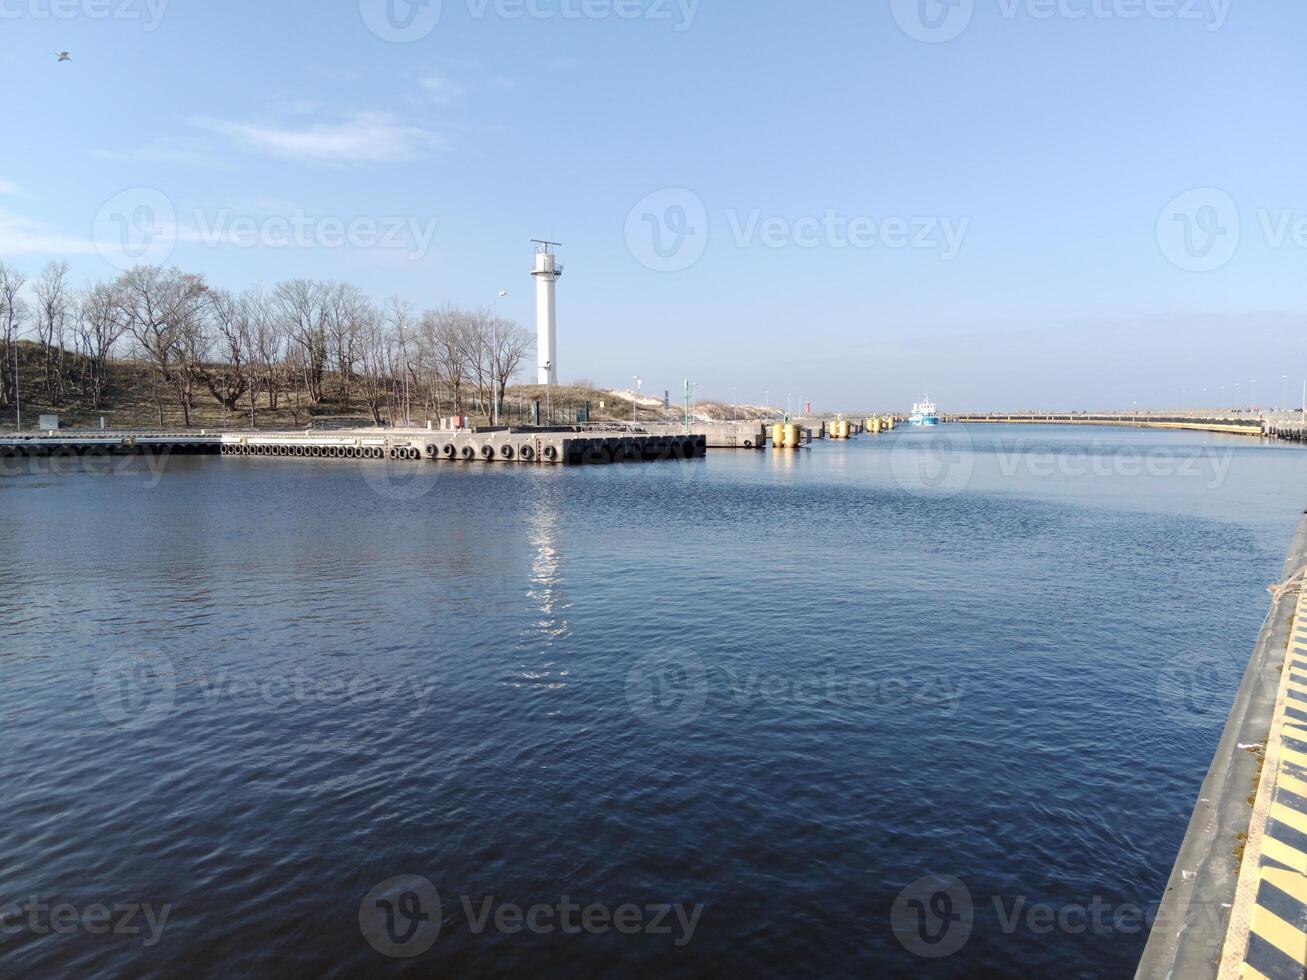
<box><xmin>420</xmin><ymin>76</ymin><xmax>466</xmax><ymax>105</ymax></box>
<box><xmin>0</xmin><ymin>208</ymin><xmax>97</xmax><ymax>256</ymax></box>
<box><xmin>191</xmin><ymin>112</ymin><xmax>444</xmax><ymax>163</ymax></box>
<box><xmin>0</xmin><ymin>179</ymin><xmax>29</xmax><ymax>199</ymax></box>
<box><xmin>92</xmin><ymin>136</ymin><xmax>222</xmax><ymax>169</ymax></box>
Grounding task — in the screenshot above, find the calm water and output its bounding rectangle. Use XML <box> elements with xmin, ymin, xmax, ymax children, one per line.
<box><xmin>3</xmin><ymin>425</ymin><xmax>1306</xmax><ymax>978</ymax></box>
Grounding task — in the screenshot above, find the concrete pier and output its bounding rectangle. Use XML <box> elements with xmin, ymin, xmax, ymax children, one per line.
<box><xmin>0</xmin><ymin>427</ymin><xmax>707</xmax><ymax>467</ymax></box>
<box><xmin>954</xmin><ymin>412</ymin><xmax>1307</xmax><ymax>444</ymax></box>
<box><xmin>640</xmin><ymin>421</ymin><xmax>768</xmax><ymax>450</ymax></box>
<box><xmin>1137</xmin><ymin>512</ymin><xmax>1307</xmax><ymax>979</ymax></box>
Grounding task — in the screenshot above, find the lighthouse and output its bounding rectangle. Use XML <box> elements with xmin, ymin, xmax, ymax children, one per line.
<box><xmin>530</xmin><ymin>240</ymin><xmax>563</xmax><ymax>386</ymax></box>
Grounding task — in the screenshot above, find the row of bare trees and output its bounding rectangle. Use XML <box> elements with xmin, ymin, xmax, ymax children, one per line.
<box><xmin>0</xmin><ymin>261</ymin><xmax>534</xmax><ymax>428</ymax></box>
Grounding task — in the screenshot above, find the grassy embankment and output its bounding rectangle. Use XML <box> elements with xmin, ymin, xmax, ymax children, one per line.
<box><xmin>0</xmin><ymin>342</ymin><xmax>772</xmax><ymax>431</ymax></box>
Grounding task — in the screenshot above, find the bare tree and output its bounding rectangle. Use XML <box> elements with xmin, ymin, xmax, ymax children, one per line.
<box><xmin>200</xmin><ymin>289</ymin><xmax>252</xmax><ymax>417</ymax></box>
<box><xmin>0</xmin><ymin>263</ymin><xmax>27</xmax><ymax>411</ymax></box>
<box><xmin>386</xmin><ymin>296</ymin><xmax>418</xmax><ymax>425</ymax></box>
<box><xmin>115</xmin><ymin>265</ymin><xmax>209</xmax><ymax>426</ymax></box>
<box><xmin>273</xmin><ymin>279</ymin><xmax>329</xmax><ymax>404</ymax></box>
<box><xmin>324</xmin><ymin>282</ymin><xmax>366</xmax><ymax>406</ymax></box>
<box><xmin>244</xmin><ymin>286</ymin><xmax>281</xmax><ymax>413</ymax></box>
<box><xmin>34</xmin><ymin>260</ymin><xmax>71</xmax><ymax>403</ymax></box>
<box><xmin>488</xmin><ymin>317</ymin><xmax>532</xmax><ymax>424</ymax></box>
<box><xmin>75</xmin><ymin>281</ymin><xmax>127</xmax><ymax>409</ymax></box>
<box><xmin>356</xmin><ymin>303</ymin><xmax>392</xmax><ymax>426</ymax></box>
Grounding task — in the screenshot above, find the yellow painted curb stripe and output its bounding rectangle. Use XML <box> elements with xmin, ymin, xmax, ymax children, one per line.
<box><xmin>1226</xmin><ymin>593</ymin><xmax>1307</xmax><ymax>977</ymax></box>
<box><xmin>1249</xmin><ymin>904</ymin><xmax>1307</xmax><ymax>963</ymax></box>
<box><xmin>1264</xmin><ymin>867</ymin><xmax>1307</xmax><ymax>907</ymax></box>
<box><xmin>1271</xmin><ymin>802</ymin><xmax>1307</xmax><ymax>837</ymax></box>
<box><xmin>1261</xmin><ymin>837</ymin><xmax>1307</xmax><ymax>874</ymax></box>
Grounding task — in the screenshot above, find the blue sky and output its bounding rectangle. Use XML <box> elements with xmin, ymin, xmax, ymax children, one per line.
<box><xmin>1</xmin><ymin>0</ymin><xmax>1305</xmax><ymax>410</ymax></box>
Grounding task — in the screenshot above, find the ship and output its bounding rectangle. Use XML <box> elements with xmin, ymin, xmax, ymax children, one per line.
<box><xmin>909</xmin><ymin>398</ymin><xmax>940</xmax><ymax>426</ymax></box>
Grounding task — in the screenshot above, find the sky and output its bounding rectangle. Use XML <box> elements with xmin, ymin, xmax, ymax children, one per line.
<box><xmin>1</xmin><ymin>0</ymin><xmax>1305</xmax><ymax>412</ymax></box>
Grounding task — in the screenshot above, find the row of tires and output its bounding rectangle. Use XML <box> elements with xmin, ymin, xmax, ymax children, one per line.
<box><xmin>218</xmin><ymin>437</ymin><xmax>704</xmax><ymax>465</ymax></box>
<box><xmin>420</xmin><ymin>442</ymin><xmax>554</xmax><ymax>463</ymax></box>
<box><xmin>219</xmin><ymin>442</ymin><xmax>561</xmax><ymax>463</ymax></box>
<box><xmin>220</xmin><ymin>444</ymin><xmax>411</xmax><ymax>460</ymax></box>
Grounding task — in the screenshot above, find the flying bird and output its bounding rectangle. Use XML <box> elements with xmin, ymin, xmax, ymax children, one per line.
<box><xmin>56</xmin><ymin>52</ymin><xmax>70</xmax><ymax>62</ymax></box>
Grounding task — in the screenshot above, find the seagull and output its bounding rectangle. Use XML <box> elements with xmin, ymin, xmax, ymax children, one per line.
<box><xmin>56</xmin><ymin>52</ymin><xmax>70</xmax><ymax>62</ymax></box>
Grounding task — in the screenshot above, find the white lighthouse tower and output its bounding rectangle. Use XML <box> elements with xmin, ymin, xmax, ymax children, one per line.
<box><xmin>531</xmin><ymin>240</ymin><xmax>563</xmax><ymax>386</ymax></box>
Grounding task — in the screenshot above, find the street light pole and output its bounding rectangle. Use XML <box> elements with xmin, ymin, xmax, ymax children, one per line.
<box><xmin>12</xmin><ymin>338</ymin><xmax>18</xmax><ymax>431</ymax></box>
<box><xmin>632</xmin><ymin>376</ymin><xmax>642</xmax><ymax>423</ymax></box>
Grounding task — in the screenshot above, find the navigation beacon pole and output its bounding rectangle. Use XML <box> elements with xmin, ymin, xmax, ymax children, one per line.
<box><xmin>530</xmin><ymin>241</ymin><xmax>563</xmax><ymax>387</ymax></box>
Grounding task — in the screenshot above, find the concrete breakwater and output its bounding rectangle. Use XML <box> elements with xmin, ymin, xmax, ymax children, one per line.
<box><xmin>1137</xmin><ymin>510</ymin><xmax>1307</xmax><ymax>979</ymax></box>
<box><xmin>0</xmin><ymin>428</ymin><xmax>707</xmax><ymax>467</ymax></box>
<box><xmin>956</xmin><ymin>413</ymin><xmax>1307</xmax><ymax>443</ymax></box>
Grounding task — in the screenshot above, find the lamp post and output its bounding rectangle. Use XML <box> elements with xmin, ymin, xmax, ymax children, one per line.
<box><xmin>632</xmin><ymin>376</ymin><xmax>642</xmax><ymax>422</ymax></box>
<box><xmin>11</xmin><ymin>338</ymin><xmax>18</xmax><ymax>431</ymax></box>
